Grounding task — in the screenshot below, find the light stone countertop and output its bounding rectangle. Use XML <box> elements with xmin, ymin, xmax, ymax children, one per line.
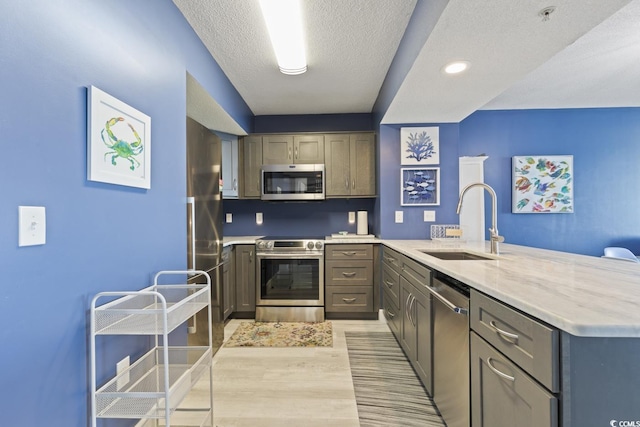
<box><xmin>383</xmin><ymin>240</ymin><xmax>640</xmax><ymax>338</ymax></box>
<box><xmin>223</xmin><ymin>236</ymin><xmax>263</xmax><ymax>246</ymax></box>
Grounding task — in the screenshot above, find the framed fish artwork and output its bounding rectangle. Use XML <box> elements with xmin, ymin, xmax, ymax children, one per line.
<box><xmin>512</xmin><ymin>155</ymin><xmax>573</xmax><ymax>213</ymax></box>
<box><xmin>401</xmin><ymin>167</ymin><xmax>440</xmax><ymax>206</ymax></box>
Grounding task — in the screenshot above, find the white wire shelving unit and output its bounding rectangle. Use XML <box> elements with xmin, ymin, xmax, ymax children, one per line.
<box><xmin>90</xmin><ymin>270</ymin><xmax>214</xmax><ymax>427</ymax></box>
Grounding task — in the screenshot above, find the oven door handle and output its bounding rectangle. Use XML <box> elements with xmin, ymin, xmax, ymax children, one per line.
<box><xmin>256</xmin><ymin>252</ymin><xmax>324</xmax><ymax>259</ymax></box>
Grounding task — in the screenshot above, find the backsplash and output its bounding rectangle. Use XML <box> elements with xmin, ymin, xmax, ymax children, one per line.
<box><xmin>223</xmin><ymin>198</ymin><xmax>377</xmax><ymax>237</ymax></box>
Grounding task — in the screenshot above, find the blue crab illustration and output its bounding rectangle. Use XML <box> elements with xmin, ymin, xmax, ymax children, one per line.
<box><xmin>101</xmin><ymin>117</ymin><xmax>143</xmax><ymax>170</ymax></box>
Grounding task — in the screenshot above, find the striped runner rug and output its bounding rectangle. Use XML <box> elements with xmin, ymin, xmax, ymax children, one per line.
<box><xmin>345</xmin><ymin>331</ymin><xmax>445</xmax><ymax>427</ymax></box>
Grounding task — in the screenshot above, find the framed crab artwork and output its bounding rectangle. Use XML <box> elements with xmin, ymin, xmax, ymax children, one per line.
<box><xmin>400</xmin><ymin>126</ymin><xmax>439</xmax><ymax>165</ymax></box>
<box><xmin>512</xmin><ymin>155</ymin><xmax>573</xmax><ymax>213</ymax></box>
<box><xmin>87</xmin><ymin>86</ymin><xmax>151</xmax><ymax>189</ymax></box>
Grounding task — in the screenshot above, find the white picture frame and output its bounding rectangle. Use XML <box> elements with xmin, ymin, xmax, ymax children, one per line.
<box><xmin>87</xmin><ymin>86</ymin><xmax>151</xmax><ymax>189</ymax></box>
<box><xmin>400</xmin><ymin>126</ymin><xmax>439</xmax><ymax>165</ymax></box>
<box><xmin>401</xmin><ymin>167</ymin><xmax>440</xmax><ymax>206</ymax></box>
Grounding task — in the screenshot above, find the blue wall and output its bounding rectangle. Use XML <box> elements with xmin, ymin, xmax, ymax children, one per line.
<box><xmin>377</xmin><ymin>123</ymin><xmax>461</xmax><ymax>239</ymax></box>
<box><xmin>459</xmin><ymin>108</ymin><xmax>640</xmax><ymax>256</ymax></box>
<box><xmin>0</xmin><ymin>2</ymin><xmax>251</xmax><ymax>426</ymax></box>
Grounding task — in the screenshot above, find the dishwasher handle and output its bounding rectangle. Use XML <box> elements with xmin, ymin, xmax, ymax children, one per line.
<box><xmin>428</xmin><ymin>285</ymin><xmax>468</xmax><ymax>315</ymax></box>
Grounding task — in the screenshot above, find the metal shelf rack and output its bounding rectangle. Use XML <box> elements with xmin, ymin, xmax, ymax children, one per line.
<box><xmin>90</xmin><ymin>270</ymin><xmax>214</xmax><ymax>427</ymax></box>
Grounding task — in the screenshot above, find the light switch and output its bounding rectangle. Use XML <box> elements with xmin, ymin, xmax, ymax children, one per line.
<box><xmin>226</xmin><ymin>213</ymin><xmax>233</xmax><ymax>223</ymax></box>
<box><xmin>19</xmin><ymin>206</ymin><xmax>46</xmax><ymax>246</ymax></box>
<box><xmin>256</xmin><ymin>212</ymin><xmax>263</xmax><ymax>225</ymax></box>
<box><xmin>395</xmin><ymin>211</ymin><xmax>403</xmax><ymax>223</ymax></box>
<box><xmin>348</xmin><ymin>211</ymin><xmax>356</xmax><ymax>224</ymax></box>
<box><xmin>423</xmin><ymin>210</ymin><xmax>436</xmax><ymax>222</ymax></box>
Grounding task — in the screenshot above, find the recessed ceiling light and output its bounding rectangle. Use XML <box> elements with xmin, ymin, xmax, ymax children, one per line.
<box><xmin>443</xmin><ymin>61</ymin><xmax>470</xmax><ymax>75</ymax></box>
<box><xmin>259</xmin><ymin>0</ymin><xmax>308</xmax><ymax>75</ymax></box>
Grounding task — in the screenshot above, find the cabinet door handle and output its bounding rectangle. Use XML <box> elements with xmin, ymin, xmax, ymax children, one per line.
<box><xmin>342</xmin><ymin>298</ymin><xmax>357</xmax><ymax>304</ymax></box>
<box><xmin>385</xmin><ymin>308</ymin><xmax>396</xmax><ymax>319</ymax></box>
<box><xmin>233</xmin><ymin>178</ymin><xmax>237</xmax><ymax>191</ymax></box>
<box><xmin>405</xmin><ymin>295</ymin><xmax>411</xmax><ymax>322</ymax></box>
<box><xmin>352</xmin><ymin>179</ymin><xmax>355</xmax><ymax>189</ymax></box>
<box><xmin>342</xmin><ymin>272</ymin><xmax>357</xmax><ymax>277</ymax></box>
<box><xmin>295</xmin><ymin>147</ymin><xmax>298</xmax><ymax>159</ymax></box>
<box><xmin>490</xmin><ymin>320</ymin><xmax>519</xmax><ymax>342</ymax></box>
<box><xmin>288</xmin><ymin>146</ymin><xmax>292</xmax><ymax>160</ymax></box>
<box><xmin>409</xmin><ymin>296</ymin><xmax>416</xmax><ymax>326</ymax></box>
<box><xmin>384</xmin><ymin>280</ymin><xmax>394</xmax><ymax>288</ymax></box>
<box><xmin>486</xmin><ymin>357</ymin><xmax>515</xmax><ymax>382</ymax></box>
<box><xmin>342</xmin><ymin>251</ymin><xmax>357</xmax><ymax>256</ymax></box>
<box><xmin>249</xmin><ymin>251</ymin><xmax>253</xmax><ymax>262</ymax></box>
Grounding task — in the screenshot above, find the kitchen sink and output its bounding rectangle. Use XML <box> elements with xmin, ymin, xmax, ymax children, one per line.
<box><xmin>418</xmin><ymin>250</ymin><xmax>495</xmax><ymax>261</ymax></box>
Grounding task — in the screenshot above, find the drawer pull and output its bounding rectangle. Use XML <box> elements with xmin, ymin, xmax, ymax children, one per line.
<box><xmin>342</xmin><ymin>298</ymin><xmax>357</xmax><ymax>303</ymax></box>
<box><xmin>342</xmin><ymin>251</ymin><xmax>357</xmax><ymax>256</ymax></box>
<box><xmin>342</xmin><ymin>271</ymin><xmax>357</xmax><ymax>277</ymax></box>
<box><xmin>490</xmin><ymin>320</ymin><xmax>519</xmax><ymax>341</ymax></box>
<box><xmin>486</xmin><ymin>357</ymin><xmax>515</xmax><ymax>382</ymax></box>
<box><xmin>384</xmin><ymin>280</ymin><xmax>394</xmax><ymax>288</ymax></box>
<box><xmin>385</xmin><ymin>308</ymin><xmax>396</xmax><ymax>319</ymax></box>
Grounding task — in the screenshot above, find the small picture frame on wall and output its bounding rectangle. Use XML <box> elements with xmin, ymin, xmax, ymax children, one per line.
<box><xmin>512</xmin><ymin>155</ymin><xmax>573</xmax><ymax>213</ymax></box>
<box><xmin>400</xmin><ymin>126</ymin><xmax>439</xmax><ymax>165</ymax></box>
<box><xmin>87</xmin><ymin>86</ymin><xmax>151</xmax><ymax>189</ymax></box>
<box><xmin>401</xmin><ymin>167</ymin><xmax>440</xmax><ymax>206</ymax></box>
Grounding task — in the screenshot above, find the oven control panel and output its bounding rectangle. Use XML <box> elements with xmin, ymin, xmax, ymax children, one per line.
<box><xmin>256</xmin><ymin>238</ymin><xmax>324</xmax><ymax>252</ymax></box>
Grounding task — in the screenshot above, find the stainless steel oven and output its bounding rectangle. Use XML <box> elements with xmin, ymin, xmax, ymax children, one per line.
<box><xmin>255</xmin><ymin>237</ymin><xmax>325</xmax><ymax>322</ymax></box>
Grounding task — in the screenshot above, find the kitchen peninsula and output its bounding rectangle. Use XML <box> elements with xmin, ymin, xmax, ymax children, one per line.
<box><xmin>383</xmin><ymin>239</ymin><xmax>640</xmax><ymax>427</ymax></box>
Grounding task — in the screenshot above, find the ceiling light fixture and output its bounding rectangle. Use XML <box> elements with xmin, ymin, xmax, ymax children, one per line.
<box><xmin>443</xmin><ymin>61</ymin><xmax>470</xmax><ymax>75</ymax></box>
<box><xmin>259</xmin><ymin>0</ymin><xmax>307</xmax><ymax>75</ymax></box>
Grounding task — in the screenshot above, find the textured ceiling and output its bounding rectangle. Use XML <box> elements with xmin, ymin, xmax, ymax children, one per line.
<box><xmin>174</xmin><ymin>0</ymin><xmax>638</xmax><ymax>126</ymax></box>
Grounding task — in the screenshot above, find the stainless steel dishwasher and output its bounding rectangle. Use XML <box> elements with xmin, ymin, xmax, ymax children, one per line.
<box><xmin>430</xmin><ymin>274</ymin><xmax>470</xmax><ymax>427</ymax></box>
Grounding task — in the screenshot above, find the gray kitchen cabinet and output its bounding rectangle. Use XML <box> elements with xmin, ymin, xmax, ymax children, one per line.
<box><xmin>470</xmin><ymin>289</ymin><xmax>559</xmax><ymax>427</ymax></box>
<box><xmin>324</xmin><ymin>133</ymin><xmax>375</xmax><ymax>197</ymax></box>
<box><xmin>235</xmin><ymin>245</ymin><xmax>256</xmax><ymax>314</ymax></box>
<box><xmin>325</xmin><ymin>244</ymin><xmax>376</xmax><ymax>319</ymax></box>
<box><xmin>222</xmin><ymin>246</ymin><xmax>235</xmax><ymax>320</ymax></box>
<box><xmin>262</xmin><ymin>134</ymin><xmax>324</xmax><ymax>164</ymax></box>
<box><xmin>241</xmin><ymin>136</ymin><xmax>262</xmax><ymax>198</ymax></box>
<box><xmin>383</xmin><ymin>246</ymin><xmax>433</xmax><ymax>394</ymax></box>
<box><xmin>221</xmin><ymin>136</ymin><xmax>239</xmax><ymax>199</ymax></box>
<box><xmin>471</xmin><ymin>332</ymin><xmax>558</xmax><ymax>427</ymax></box>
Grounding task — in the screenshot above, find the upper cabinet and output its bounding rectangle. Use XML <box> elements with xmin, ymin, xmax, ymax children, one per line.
<box><xmin>241</xmin><ymin>135</ymin><xmax>263</xmax><ymax>198</ymax></box>
<box><xmin>239</xmin><ymin>132</ymin><xmax>375</xmax><ymax>199</ymax></box>
<box><xmin>221</xmin><ymin>136</ymin><xmax>239</xmax><ymax>199</ymax></box>
<box><xmin>263</xmin><ymin>134</ymin><xmax>324</xmax><ymax>164</ymax></box>
<box><xmin>325</xmin><ymin>133</ymin><xmax>376</xmax><ymax>197</ymax></box>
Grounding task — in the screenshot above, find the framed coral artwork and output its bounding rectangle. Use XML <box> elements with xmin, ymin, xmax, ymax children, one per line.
<box><xmin>401</xmin><ymin>167</ymin><xmax>440</xmax><ymax>206</ymax></box>
<box><xmin>512</xmin><ymin>155</ymin><xmax>573</xmax><ymax>213</ymax></box>
<box><xmin>400</xmin><ymin>126</ymin><xmax>439</xmax><ymax>165</ymax></box>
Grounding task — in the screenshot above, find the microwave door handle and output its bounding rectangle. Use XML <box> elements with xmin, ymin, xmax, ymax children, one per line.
<box><xmin>187</xmin><ymin>197</ymin><xmax>196</xmax><ymax>274</ymax></box>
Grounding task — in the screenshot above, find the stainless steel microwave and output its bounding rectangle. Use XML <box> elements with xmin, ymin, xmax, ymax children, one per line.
<box><xmin>261</xmin><ymin>164</ymin><xmax>325</xmax><ymax>201</ymax></box>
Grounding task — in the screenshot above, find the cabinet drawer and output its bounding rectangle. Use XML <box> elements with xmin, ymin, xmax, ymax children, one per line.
<box><xmin>325</xmin><ymin>244</ymin><xmax>373</xmax><ymax>260</ymax></box>
<box><xmin>382</xmin><ymin>288</ymin><xmax>401</xmax><ymax>336</ymax></box>
<box><xmin>471</xmin><ymin>332</ymin><xmax>558</xmax><ymax>427</ymax></box>
<box><xmin>402</xmin><ymin>256</ymin><xmax>431</xmax><ymax>288</ymax></box>
<box><xmin>471</xmin><ymin>290</ymin><xmax>559</xmax><ymax>392</ymax></box>
<box><xmin>382</xmin><ymin>263</ymin><xmax>400</xmax><ymax>307</ymax></box>
<box><xmin>326</xmin><ymin>286</ymin><xmax>373</xmax><ymax>312</ymax></box>
<box><xmin>382</xmin><ymin>247</ymin><xmax>403</xmax><ymax>274</ymax></box>
<box><xmin>325</xmin><ymin>260</ymin><xmax>372</xmax><ymax>286</ymax></box>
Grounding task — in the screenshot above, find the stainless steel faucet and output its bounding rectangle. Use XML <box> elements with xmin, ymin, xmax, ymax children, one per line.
<box><xmin>456</xmin><ymin>183</ymin><xmax>504</xmax><ymax>255</ymax></box>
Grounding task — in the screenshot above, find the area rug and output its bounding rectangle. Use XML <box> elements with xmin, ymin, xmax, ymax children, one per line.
<box><xmin>345</xmin><ymin>331</ymin><xmax>445</xmax><ymax>427</ymax></box>
<box><xmin>224</xmin><ymin>321</ymin><xmax>333</xmax><ymax>347</ymax></box>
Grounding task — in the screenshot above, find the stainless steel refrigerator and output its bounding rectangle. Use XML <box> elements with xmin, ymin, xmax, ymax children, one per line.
<box><xmin>186</xmin><ymin>116</ymin><xmax>224</xmax><ymax>354</ymax></box>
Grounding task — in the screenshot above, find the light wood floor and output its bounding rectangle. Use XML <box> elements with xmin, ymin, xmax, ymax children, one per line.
<box><xmin>183</xmin><ymin>315</ymin><xmax>391</xmax><ymax>427</ymax></box>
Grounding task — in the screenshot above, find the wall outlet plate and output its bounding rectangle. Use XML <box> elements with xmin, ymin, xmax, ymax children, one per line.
<box><xmin>348</xmin><ymin>211</ymin><xmax>356</xmax><ymax>223</ymax></box>
<box><xmin>395</xmin><ymin>211</ymin><xmax>403</xmax><ymax>223</ymax></box>
<box><xmin>256</xmin><ymin>212</ymin><xmax>263</xmax><ymax>224</ymax></box>
<box><xmin>226</xmin><ymin>213</ymin><xmax>233</xmax><ymax>223</ymax></box>
<box><xmin>423</xmin><ymin>210</ymin><xmax>436</xmax><ymax>222</ymax></box>
<box><xmin>18</xmin><ymin>206</ymin><xmax>46</xmax><ymax>246</ymax></box>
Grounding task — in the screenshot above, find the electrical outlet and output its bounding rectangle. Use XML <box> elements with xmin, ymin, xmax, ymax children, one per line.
<box><xmin>116</xmin><ymin>356</ymin><xmax>130</xmax><ymax>391</ymax></box>
<box><xmin>395</xmin><ymin>211</ymin><xmax>403</xmax><ymax>223</ymax></box>
<box><xmin>225</xmin><ymin>213</ymin><xmax>233</xmax><ymax>223</ymax></box>
<box><xmin>256</xmin><ymin>212</ymin><xmax>263</xmax><ymax>224</ymax></box>
<box><xmin>423</xmin><ymin>210</ymin><xmax>436</xmax><ymax>222</ymax></box>
<box><xmin>348</xmin><ymin>211</ymin><xmax>356</xmax><ymax>223</ymax></box>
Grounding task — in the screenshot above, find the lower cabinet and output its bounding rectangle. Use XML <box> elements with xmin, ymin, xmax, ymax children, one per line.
<box><xmin>222</xmin><ymin>246</ymin><xmax>235</xmax><ymax>320</ymax></box>
<box><xmin>471</xmin><ymin>332</ymin><xmax>558</xmax><ymax>427</ymax></box>
<box><xmin>235</xmin><ymin>244</ymin><xmax>256</xmax><ymax>315</ymax></box>
<box><xmin>325</xmin><ymin>244</ymin><xmax>377</xmax><ymax>319</ymax></box>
